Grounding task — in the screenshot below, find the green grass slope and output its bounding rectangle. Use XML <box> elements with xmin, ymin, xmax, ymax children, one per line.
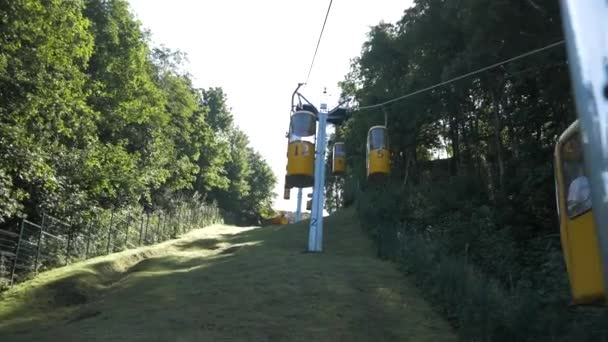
<box><xmin>0</xmin><ymin>209</ymin><xmax>455</xmax><ymax>341</ymax></box>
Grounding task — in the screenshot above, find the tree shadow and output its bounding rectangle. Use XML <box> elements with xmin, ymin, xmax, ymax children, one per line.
<box><xmin>0</xmin><ymin>208</ymin><xmax>456</xmax><ymax>341</ymax></box>
<box><xmin>174</xmin><ymin>238</ymin><xmax>221</xmax><ymax>251</ymax></box>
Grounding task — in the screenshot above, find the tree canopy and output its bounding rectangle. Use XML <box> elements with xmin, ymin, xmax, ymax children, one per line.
<box><xmin>0</xmin><ymin>0</ymin><xmax>276</xmax><ymax>226</ymax></box>
<box><xmin>332</xmin><ymin>1</ymin><xmax>595</xmax><ymax>339</ymax></box>
<box><xmin>336</xmin><ymin>0</ymin><xmax>571</xmax><ymax>235</ymax></box>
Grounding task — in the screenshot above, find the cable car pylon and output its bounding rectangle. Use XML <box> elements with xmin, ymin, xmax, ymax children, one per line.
<box><xmin>284</xmin><ymin>84</ymin><xmax>351</xmax><ymax>251</ymax></box>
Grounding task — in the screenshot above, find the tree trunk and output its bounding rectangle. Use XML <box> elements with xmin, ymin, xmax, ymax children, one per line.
<box><xmin>449</xmin><ymin>114</ymin><xmax>460</xmax><ymax>176</ymax></box>
<box><xmin>477</xmin><ymin>107</ymin><xmax>496</xmax><ymax>203</ymax></box>
<box><xmin>460</xmin><ymin>112</ymin><xmax>473</xmax><ymax>175</ymax></box>
<box><xmin>402</xmin><ymin>151</ymin><xmax>410</xmax><ymax>187</ymax></box>
<box><xmin>474</xmin><ymin>115</ymin><xmax>483</xmax><ymax>180</ymax></box>
<box><xmin>491</xmin><ymin>89</ymin><xmax>505</xmax><ymax>194</ymax></box>
<box><xmin>508</xmin><ymin>117</ymin><xmax>519</xmax><ymax>160</ymax></box>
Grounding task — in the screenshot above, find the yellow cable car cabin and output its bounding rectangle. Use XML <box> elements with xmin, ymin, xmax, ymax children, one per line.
<box><xmin>333</xmin><ymin>142</ymin><xmax>346</xmax><ymax>176</ymax></box>
<box><xmin>286</xmin><ymin>110</ymin><xmax>316</xmax><ymax>188</ymax></box>
<box><xmin>280</xmin><ymin>215</ymin><xmax>289</xmax><ymax>225</ymax></box>
<box><xmin>367</xmin><ymin>126</ymin><xmax>390</xmax><ymax>180</ymax></box>
<box><xmin>555</xmin><ymin>120</ymin><xmax>605</xmax><ymax>305</ymax></box>
<box><xmin>268</xmin><ymin>213</ymin><xmax>289</xmax><ymax>225</ymax></box>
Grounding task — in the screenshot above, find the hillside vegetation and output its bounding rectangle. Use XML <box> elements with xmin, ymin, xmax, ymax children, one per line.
<box><xmin>325</xmin><ymin>0</ymin><xmax>608</xmax><ymax>340</ymax></box>
<box><xmin>0</xmin><ymin>0</ymin><xmax>276</xmax><ymax>233</ymax></box>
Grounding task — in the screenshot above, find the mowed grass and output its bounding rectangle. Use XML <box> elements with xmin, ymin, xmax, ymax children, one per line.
<box><xmin>0</xmin><ymin>209</ymin><xmax>456</xmax><ymax>341</ymax></box>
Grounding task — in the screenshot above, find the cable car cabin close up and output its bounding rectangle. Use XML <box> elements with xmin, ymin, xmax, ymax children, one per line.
<box><xmin>555</xmin><ymin>120</ymin><xmax>605</xmax><ymax>305</ymax></box>
<box><xmin>286</xmin><ymin>110</ymin><xmax>316</xmax><ymax>188</ymax></box>
<box><xmin>366</xmin><ymin>126</ymin><xmax>390</xmax><ymax>180</ymax></box>
<box><xmin>332</xmin><ymin>142</ymin><xmax>346</xmax><ymax>175</ymax></box>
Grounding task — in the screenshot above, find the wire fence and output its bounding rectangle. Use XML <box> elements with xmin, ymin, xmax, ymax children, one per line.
<box><xmin>0</xmin><ymin>202</ymin><xmax>221</xmax><ymax>288</ymax></box>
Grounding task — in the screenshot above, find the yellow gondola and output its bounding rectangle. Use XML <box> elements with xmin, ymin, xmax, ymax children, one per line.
<box><xmin>367</xmin><ymin>125</ymin><xmax>390</xmax><ymax>180</ymax></box>
<box><xmin>555</xmin><ymin>120</ymin><xmax>605</xmax><ymax>305</ymax></box>
<box><xmin>286</xmin><ymin>110</ymin><xmax>316</xmax><ymax>188</ymax></box>
<box><xmin>280</xmin><ymin>215</ymin><xmax>289</xmax><ymax>225</ymax></box>
<box><xmin>333</xmin><ymin>142</ymin><xmax>346</xmax><ymax>176</ymax></box>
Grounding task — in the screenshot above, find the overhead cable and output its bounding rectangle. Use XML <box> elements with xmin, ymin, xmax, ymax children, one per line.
<box><xmin>357</xmin><ymin>40</ymin><xmax>566</xmax><ymax>110</ymax></box>
<box><xmin>305</xmin><ymin>0</ymin><xmax>334</xmax><ymax>84</ymax></box>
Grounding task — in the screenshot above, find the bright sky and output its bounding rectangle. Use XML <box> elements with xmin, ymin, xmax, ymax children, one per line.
<box><xmin>127</xmin><ymin>0</ymin><xmax>412</xmax><ymax>211</ymax></box>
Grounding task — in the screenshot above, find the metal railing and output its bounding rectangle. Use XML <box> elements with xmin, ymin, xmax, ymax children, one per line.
<box><xmin>0</xmin><ymin>203</ymin><xmax>221</xmax><ymax>287</ymax></box>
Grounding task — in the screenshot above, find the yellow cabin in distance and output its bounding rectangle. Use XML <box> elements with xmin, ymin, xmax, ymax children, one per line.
<box><xmin>333</xmin><ymin>142</ymin><xmax>346</xmax><ymax>176</ymax></box>
<box><xmin>554</xmin><ymin>120</ymin><xmax>605</xmax><ymax>305</ymax></box>
<box><xmin>286</xmin><ymin>110</ymin><xmax>316</xmax><ymax>188</ymax></box>
<box><xmin>280</xmin><ymin>216</ymin><xmax>289</xmax><ymax>225</ymax></box>
<box><xmin>367</xmin><ymin>126</ymin><xmax>390</xmax><ymax>180</ymax></box>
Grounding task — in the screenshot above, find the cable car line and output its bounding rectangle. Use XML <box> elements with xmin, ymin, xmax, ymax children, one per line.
<box><xmin>356</xmin><ymin>39</ymin><xmax>566</xmax><ymax>111</ymax></box>
<box><xmin>291</xmin><ymin>83</ymin><xmax>305</xmax><ymax>113</ymax></box>
<box><xmin>305</xmin><ymin>0</ymin><xmax>334</xmax><ymax>85</ymax></box>
<box><xmin>297</xmin><ymin>93</ymin><xmax>315</xmax><ymax>109</ymax></box>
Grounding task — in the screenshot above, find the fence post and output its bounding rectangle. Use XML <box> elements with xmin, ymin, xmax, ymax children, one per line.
<box><xmin>166</xmin><ymin>212</ymin><xmax>170</xmax><ymax>238</ymax></box>
<box><xmin>10</xmin><ymin>219</ymin><xmax>25</xmax><ymax>285</ymax></box>
<box><xmin>175</xmin><ymin>208</ymin><xmax>181</xmax><ymax>236</ymax></box>
<box><xmin>182</xmin><ymin>207</ymin><xmax>187</xmax><ymax>233</ymax></box>
<box><xmin>155</xmin><ymin>213</ymin><xmax>161</xmax><ymax>243</ymax></box>
<box><xmin>124</xmin><ymin>209</ymin><xmax>131</xmax><ymax>249</ymax></box>
<box><xmin>138</xmin><ymin>212</ymin><xmax>145</xmax><ymax>245</ymax></box>
<box><xmin>192</xmin><ymin>207</ymin><xmax>198</xmax><ymax>226</ymax></box>
<box><xmin>169</xmin><ymin>211</ymin><xmax>173</xmax><ymax>237</ymax></box>
<box><xmin>34</xmin><ymin>214</ymin><xmax>46</xmax><ymax>274</ymax></box>
<box><xmin>189</xmin><ymin>208</ymin><xmax>194</xmax><ymax>228</ymax></box>
<box><xmin>183</xmin><ymin>207</ymin><xmax>188</xmax><ymax>233</ymax></box>
<box><xmin>143</xmin><ymin>213</ymin><xmax>150</xmax><ymax>245</ymax></box>
<box><xmin>161</xmin><ymin>213</ymin><xmax>167</xmax><ymax>239</ymax></box>
<box><xmin>65</xmin><ymin>223</ymin><xmax>72</xmax><ymax>266</ymax></box>
<box><xmin>85</xmin><ymin>217</ymin><xmax>94</xmax><ymax>259</ymax></box>
<box><xmin>180</xmin><ymin>207</ymin><xmax>185</xmax><ymax>233</ymax></box>
<box><xmin>106</xmin><ymin>208</ymin><xmax>115</xmax><ymax>255</ymax></box>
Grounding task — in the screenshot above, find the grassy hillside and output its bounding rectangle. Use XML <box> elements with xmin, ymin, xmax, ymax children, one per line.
<box><xmin>0</xmin><ymin>209</ymin><xmax>455</xmax><ymax>341</ymax></box>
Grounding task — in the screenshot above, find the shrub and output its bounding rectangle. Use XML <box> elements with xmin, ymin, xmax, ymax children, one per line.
<box><xmin>355</xmin><ymin>179</ymin><xmax>608</xmax><ymax>341</ymax></box>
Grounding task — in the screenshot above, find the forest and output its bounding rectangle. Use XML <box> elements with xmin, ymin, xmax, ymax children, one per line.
<box><xmin>0</xmin><ymin>0</ymin><xmax>277</xmax><ymax>229</ymax></box>
<box><xmin>326</xmin><ymin>0</ymin><xmax>608</xmax><ymax>340</ymax></box>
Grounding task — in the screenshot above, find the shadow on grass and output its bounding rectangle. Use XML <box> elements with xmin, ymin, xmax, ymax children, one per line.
<box><xmin>0</xmin><ymin>208</ymin><xmax>455</xmax><ymax>342</ymax></box>
<box><xmin>0</xmin><ymin>233</ymin><xmax>258</xmax><ymax>330</ymax></box>
<box><xmin>175</xmin><ymin>238</ymin><xmax>222</xmax><ymax>251</ymax></box>
<box><xmin>222</xmin><ymin>210</ymin><xmax>372</xmax><ymax>257</ymax></box>
<box><xmin>0</xmin><ymin>211</ymin><xmax>355</xmax><ymax>324</ymax></box>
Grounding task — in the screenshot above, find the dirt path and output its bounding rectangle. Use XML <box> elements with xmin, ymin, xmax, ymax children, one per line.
<box><xmin>0</xmin><ymin>209</ymin><xmax>456</xmax><ymax>341</ymax></box>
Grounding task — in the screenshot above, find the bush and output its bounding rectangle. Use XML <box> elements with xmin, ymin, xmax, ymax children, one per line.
<box><xmin>355</xmin><ymin>179</ymin><xmax>608</xmax><ymax>341</ymax></box>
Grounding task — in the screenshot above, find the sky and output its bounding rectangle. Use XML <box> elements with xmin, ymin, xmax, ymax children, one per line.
<box><xmin>127</xmin><ymin>0</ymin><xmax>413</xmax><ymax>211</ymax></box>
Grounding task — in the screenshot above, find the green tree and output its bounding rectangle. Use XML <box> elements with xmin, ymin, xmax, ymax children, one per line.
<box><xmin>336</xmin><ymin>1</ymin><xmax>579</xmax><ymax>338</ymax></box>
<box><xmin>243</xmin><ymin>149</ymin><xmax>277</xmax><ymax>221</ymax></box>
<box><xmin>213</xmin><ymin>128</ymin><xmax>251</xmax><ymax>222</ymax></box>
<box><xmin>201</xmin><ymin>87</ymin><xmax>234</xmax><ymax>133</ymax></box>
<box><xmin>0</xmin><ymin>0</ymin><xmax>95</xmax><ymax>218</ymax></box>
<box><xmin>194</xmin><ymin>88</ymin><xmax>232</xmax><ymax>195</ymax></box>
<box><xmin>0</xmin><ymin>0</ymin><xmax>276</xmax><ymax>232</ymax></box>
<box><xmin>82</xmin><ymin>0</ymin><xmax>170</xmax><ymax>206</ymax></box>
